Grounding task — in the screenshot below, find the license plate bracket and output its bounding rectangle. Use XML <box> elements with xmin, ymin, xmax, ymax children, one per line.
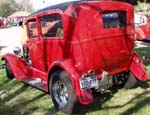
<box><xmin>80</xmin><ymin>76</ymin><xmax>98</xmax><ymax>89</ymax></box>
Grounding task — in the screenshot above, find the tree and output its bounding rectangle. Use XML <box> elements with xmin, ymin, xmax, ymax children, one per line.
<box><xmin>0</xmin><ymin>0</ymin><xmax>33</xmax><ymax>17</ymax></box>
<box><xmin>16</xmin><ymin>0</ymin><xmax>33</xmax><ymax>12</ymax></box>
<box><xmin>0</xmin><ymin>1</ymin><xmax>12</xmax><ymax>17</ymax></box>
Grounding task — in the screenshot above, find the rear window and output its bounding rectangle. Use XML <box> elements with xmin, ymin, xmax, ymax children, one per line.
<box><xmin>103</xmin><ymin>11</ymin><xmax>126</xmax><ymax>28</ymax></box>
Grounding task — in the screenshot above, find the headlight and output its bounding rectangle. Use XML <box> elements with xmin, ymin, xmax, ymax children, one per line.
<box><xmin>13</xmin><ymin>46</ymin><xmax>21</xmax><ymax>56</ymax></box>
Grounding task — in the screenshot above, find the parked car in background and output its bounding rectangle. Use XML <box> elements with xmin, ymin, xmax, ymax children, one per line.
<box><xmin>135</xmin><ymin>13</ymin><xmax>150</xmax><ymax>41</ymax></box>
<box><xmin>7</xmin><ymin>11</ymin><xmax>29</xmax><ymax>27</ymax></box>
<box><xmin>0</xmin><ymin>17</ymin><xmax>9</xmax><ymax>28</ymax></box>
<box><xmin>0</xmin><ymin>19</ymin><xmax>3</xmax><ymax>28</ymax></box>
<box><xmin>2</xmin><ymin>1</ymin><xmax>148</xmax><ymax>114</ymax></box>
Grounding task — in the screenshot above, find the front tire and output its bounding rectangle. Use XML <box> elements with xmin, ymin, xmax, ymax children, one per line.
<box><xmin>5</xmin><ymin>60</ymin><xmax>14</xmax><ymax>79</ymax></box>
<box><xmin>50</xmin><ymin>70</ymin><xmax>79</xmax><ymax>114</ymax></box>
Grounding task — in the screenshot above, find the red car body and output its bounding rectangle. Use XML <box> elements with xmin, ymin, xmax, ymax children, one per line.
<box><xmin>2</xmin><ymin>1</ymin><xmax>148</xmax><ymax>114</ymax></box>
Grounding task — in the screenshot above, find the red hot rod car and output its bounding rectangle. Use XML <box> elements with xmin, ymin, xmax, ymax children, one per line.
<box><xmin>2</xmin><ymin>0</ymin><xmax>148</xmax><ymax>114</ymax></box>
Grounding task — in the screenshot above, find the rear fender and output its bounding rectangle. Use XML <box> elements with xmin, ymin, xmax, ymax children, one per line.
<box><xmin>129</xmin><ymin>54</ymin><xmax>148</xmax><ymax>81</ymax></box>
<box><xmin>48</xmin><ymin>60</ymin><xmax>93</xmax><ymax>105</ymax></box>
<box><xmin>2</xmin><ymin>53</ymin><xmax>32</xmax><ymax>80</ymax></box>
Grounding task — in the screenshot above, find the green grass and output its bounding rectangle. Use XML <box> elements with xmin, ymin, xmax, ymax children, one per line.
<box><xmin>0</xmin><ymin>47</ymin><xmax>150</xmax><ymax>115</ymax></box>
<box><xmin>135</xmin><ymin>47</ymin><xmax>150</xmax><ymax>57</ymax></box>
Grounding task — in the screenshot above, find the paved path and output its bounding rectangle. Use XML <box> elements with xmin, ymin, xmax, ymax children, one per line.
<box><xmin>0</xmin><ymin>27</ymin><xmax>23</xmax><ymax>55</ymax></box>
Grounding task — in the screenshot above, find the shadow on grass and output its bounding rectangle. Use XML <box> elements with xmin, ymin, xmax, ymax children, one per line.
<box><xmin>1</xmin><ymin>81</ymin><xmax>150</xmax><ymax>115</ymax></box>
<box><xmin>17</xmin><ymin>93</ymin><xmax>46</xmax><ymax>115</ymax></box>
<box><xmin>73</xmin><ymin>82</ymin><xmax>150</xmax><ymax>115</ymax></box>
<box><xmin>1</xmin><ymin>70</ymin><xmax>150</xmax><ymax>115</ymax></box>
<box><xmin>0</xmin><ymin>93</ymin><xmax>47</xmax><ymax>115</ymax></box>
<box><xmin>102</xmin><ymin>88</ymin><xmax>149</xmax><ymax>110</ymax></box>
<box><xmin>118</xmin><ymin>80</ymin><xmax>150</xmax><ymax>115</ymax></box>
<box><xmin>120</xmin><ymin>90</ymin><xmax>150</xmax><ymax>115</ymax></box>
<box><xmin>41</xmin><ymin>81</ymin><xmax>150</xmax><ymax>115</ymax></box>
<box><xmin>86</xmin><ymin>83</ymin><xmax>150</xmax><ymax>115</ymax></box>
<box><xmin>1</xmin><ymin>83</ymin><xmax>28</xmax><ymax>102</ymax></box>
<box><xmin>44</xmin><ymin>107</ymin><xmax>58</xmax><ymax>115</ymax></box>
<box><xmin>0</xmin><ymin>78</ymin><xmax>10</xmax><ymax>88</ymax></box>
<box><xmin>20</xmin><ymin>93</ymin><xmax>58</xmax><ymax>115</ymax></box>
<box><xmin>71</xmin><ymin>87</ymin><xmax>119</xmax><ymax>115</ymax></box>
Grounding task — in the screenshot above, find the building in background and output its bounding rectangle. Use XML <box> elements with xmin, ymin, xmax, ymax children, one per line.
<box><xmin>7</xmin><ymin>11</ymin><xmax>29</xmax><ymax>26</ymax></box>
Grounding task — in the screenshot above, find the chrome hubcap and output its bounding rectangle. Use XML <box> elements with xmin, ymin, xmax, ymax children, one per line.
<box><xmin>53</xmin><ymin>81</ymin><xmax>68</xmax><ymax>108</ymax></box>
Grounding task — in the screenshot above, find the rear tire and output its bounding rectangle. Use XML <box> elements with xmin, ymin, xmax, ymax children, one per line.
<box><xmin>50</xmin><ymin>70</ymin><xmax>79</xmax><ymax>114</ymax></box>
<box><xmin>5</xmin><ymin>60</ymin><xmax>14</xmax><ymax>79</ymax></box>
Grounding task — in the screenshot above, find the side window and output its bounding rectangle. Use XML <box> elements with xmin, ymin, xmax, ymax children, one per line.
<box><xmin>28</xmin><ymin>19</ymin><xmax>38</xmax><ymax>38</ymax></box>
<box><xmin>40</xmin><ymin>14</ymin><xmax>64</xmax><ymax>38</ymax></box>
<box><xmin>103</xmin><ymin>11</ymin><xmax>126</xmax><ymax>28</ymax></box>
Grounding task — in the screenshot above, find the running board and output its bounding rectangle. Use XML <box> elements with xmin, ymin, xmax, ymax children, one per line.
<box><xmin>23</xmin><ymin>78</ymin><xmax>46</xmax><ymax>91</ymax></box>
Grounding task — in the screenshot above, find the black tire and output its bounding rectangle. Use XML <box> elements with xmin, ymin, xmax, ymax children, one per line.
<box><xmin>124</xmin><ymin>72</ymin><xmax>138</xmax><ymax>89</ymax></box>
<box><xmin>5</xmin><ymin>60</ymin><xmax>14</xmax><ymax>79</ymax></box>
<box><xmin>50</xmin><ymin>70</ymin><xmax>79</xmax><ymax>114</ymax></box>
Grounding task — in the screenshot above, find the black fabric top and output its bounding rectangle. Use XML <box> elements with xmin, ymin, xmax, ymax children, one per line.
<box><xmin>30</xmin><ymin>0</ymin><xmax>101</xmax><ymax>16</ymax></box>
<box><xmin>30</xmin><ymin>1</ymin><xmax>78</xmax><ymax>16</ymax></box>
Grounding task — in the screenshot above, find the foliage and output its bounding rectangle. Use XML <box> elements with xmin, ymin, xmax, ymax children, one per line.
<box><xmin>135</xmin><ymin>1</ymin><xmax>150</xmax><ymax>12</ymax></box>
<box><xmin>0</xmin><ymin>0</ymin><xmax>12</xmax><ymax>17</ymax></box>
<box><xmin>16</xmin><ymin>0</ymin><xmax>33</xmax><ymax>13</ymax></box>
<box><xmin>0</xmin><ymin>0</ymin><xmax>33</xmax><ymax>18</ymax></box>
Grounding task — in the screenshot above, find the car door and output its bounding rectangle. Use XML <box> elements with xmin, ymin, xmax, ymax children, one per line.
<box><xmin>27</xmin><ymin>18</ymin><xmax>45</xmax><ymax>71</ymax></box>
<box><xmin>37</xmin><ymin>11</ymin><xmax>64</xmax><ymax>72</ymax></box>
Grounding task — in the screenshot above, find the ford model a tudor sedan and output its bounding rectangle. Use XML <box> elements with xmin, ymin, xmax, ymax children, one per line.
<box><xmin>2</xmin><ymin>0</ymin><xmax>149</xmax><ymax>114</ymax></box>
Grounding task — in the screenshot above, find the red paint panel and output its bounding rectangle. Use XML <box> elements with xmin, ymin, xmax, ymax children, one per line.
<box><xmin>129</xmin><ymin>54</ymin><xmax>148</xmax><ymax>81</ymax></box>
<box><xmin>3</xmin><ymin>54</ymin><xmax>32</xmax><ymax>80</ymax></box>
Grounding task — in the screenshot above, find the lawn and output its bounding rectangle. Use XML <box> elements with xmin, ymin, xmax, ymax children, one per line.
<box><xmin>0</xmin><ymin>47</ymin><xmax>150</xmax><ymax>115</ymax></box>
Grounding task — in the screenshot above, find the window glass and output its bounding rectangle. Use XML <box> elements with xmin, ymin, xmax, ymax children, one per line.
<box><xmin>103</xmin><ymin>11</ymin><xmax>126</xmax><ymax>28</ymax></box>
<box><xmin>28</xmin><ymin>19</ymin><xmax>38</xmax><ymax>38</ymax></box>
<box><xmin>40</xmin><ymin>14</ymin><xmax>64</xmax><ymax>38</ymax></box>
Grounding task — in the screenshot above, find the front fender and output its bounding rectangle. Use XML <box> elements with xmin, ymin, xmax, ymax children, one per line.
<box><xmin>48</xmin><ymin>59</ymin><xmax>93</xmax><ymax>105</ymax></box>
<box><xmin>129</xmin><ymin>54</ymin><xmax>148</xmax><ymax>81</ymax></box>
<box><xmin>2</xmin><ymin>53</ymin><xmax>32</xmax><ymax>80</ymax></box>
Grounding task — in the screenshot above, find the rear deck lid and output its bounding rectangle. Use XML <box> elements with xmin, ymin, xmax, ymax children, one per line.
<box><xmin>69</xmin><ymin>1</ymin><xmax>135</xmax><ymax>72</ymax></box>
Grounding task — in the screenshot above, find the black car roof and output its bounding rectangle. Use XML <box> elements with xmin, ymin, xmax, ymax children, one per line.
<box><xmin>30</xmin><ymin>0</ymin><xmax>101</xmax><ymax>16</ymax></box>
